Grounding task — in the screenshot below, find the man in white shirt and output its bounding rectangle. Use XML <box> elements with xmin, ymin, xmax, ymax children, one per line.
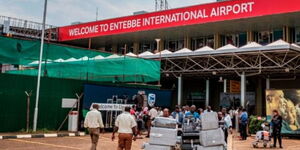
<box><xmin>146</xmin><ymin>107</ymin><xmax>158</xmax><ymax>137</ymax></box>
<box><xmin>204</xmin><ymin>106</ymin><xmax>214</xmax><ymax>113</ymax></box>
<box><xmin>112</xmin><ymin>106</ymin><xmax>137</xmax><ymax>150</ymax></box>
<box><xmin>222</xmin><ymin>108</ymin><xmax>233</xmax><ymax>143</ymax></box>
<box><xmin>149</xmin><ymin>107</ymin><xmax>158</xmax><ymax>120</ymax></box>
<box><xmin>84</xmin><ymin>104</ymin><xmax>104</xmax><ymax>150</ymax></box>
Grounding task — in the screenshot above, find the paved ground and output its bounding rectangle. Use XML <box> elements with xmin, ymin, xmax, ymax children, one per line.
<box><xmin>0</xmin><ymin>133</ymin><xmax>146</xmax><ymax>150</ymax></box>
<box><xmin>0</xmin><ymin>132</ymin><xmax>299</xmax><ymax>150</ymax></box>
<box><xmin>231</xmin><ymin>132</ymin><xmax>300</xmax><ymax>150</ymax></box>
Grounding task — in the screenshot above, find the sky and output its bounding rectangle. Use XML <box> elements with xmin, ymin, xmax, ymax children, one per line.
<box><xmin>0</xmin><ymin>0</ymin><xmax>216</xmax><ymax>27</ymax></box>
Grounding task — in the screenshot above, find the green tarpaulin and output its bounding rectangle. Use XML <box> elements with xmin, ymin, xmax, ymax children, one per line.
<box><xmin>1</xmin><ymin>37</ymin><xmax>160</xmax><ymax>82</ymax></box>
<box><xmin>0</xmin><ymin>36</ymin><xmax>110</xmax><ymax>65</ymax></box>
<box><xmin>7</xmin><ymin>57</ymin><xmax>161</xmax><ymax>82</ymax></box>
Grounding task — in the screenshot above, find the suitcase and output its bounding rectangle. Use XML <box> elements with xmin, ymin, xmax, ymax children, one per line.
<box><xmin>149</xmin><ymin>127</ymin><xmax>178</xmax><ymax>146</ymax></box>
<box><xmin>193</xmin><ymin>145</ymin><xmax>224</xmax><ymax>150</ymax></box>
<box><xmin>144</xmin><ymin>143</ymin><xmax>173</xmax><ymax>150</ymax></box>
<box><xmin>199</xmin><ymin>128</ymin><xmax>225</xmax><ymax>147</ymax></box>
<box><xmin>152</xmin><ymin>117</ymin><xmax>177</xmax><ymax>128</ymax></box>
<box><xmin>201</xmin><ymin>112</ymin><xmax>219</xmax><ymax>130</ymax></box>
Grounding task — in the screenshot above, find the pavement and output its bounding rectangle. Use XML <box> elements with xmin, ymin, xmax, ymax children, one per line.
<box><xmin>231</xmin><ymin>132</ymin><xmax>300</xmax><ymax>150</ymax></box>
<box><xmin>0</xmin><ymin>132</ymin><xmax>299</xmax><ymax>150</ymax></box>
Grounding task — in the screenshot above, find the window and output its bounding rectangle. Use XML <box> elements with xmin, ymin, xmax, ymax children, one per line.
<box><xmin>295</xmin><ymin>27</ymin><xmax>300</xmax><ymax>44</ymax></box>
<box><xmin>255</xmin><ymin>31</ymin><xmax>272</xmax><ymax>45</ymax></box>
<box><xmin>117</xmin><ymin>43</ymin><xmax>133</xmax><ymax>54</ymax></box>
<box><xmin>221</xmin><ymin>33</ymin><xmax>247</xmax><ymax>47</ymax></box>
<box><xmin>191</xmin><ymin>36</ymin><xmax>214</xmax><ymax>50</ymax></box>
<box><xmin>165</xmin><ymin>39</ymin><xmax>184</xmax><ymax>52</ymax></box>
<box><xmin>273</xmin><ymin>29</ymin><xmax>283</xmax><ymax>41</ymax></box>
<box><xmin>139</xmin><ymin>41</ymin><xmax>156</xmax><ymax>53</ymax></box>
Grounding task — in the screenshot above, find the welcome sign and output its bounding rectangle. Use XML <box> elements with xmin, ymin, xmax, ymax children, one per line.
<box><xmin>59</xmin><ymin>0</ymin><xmax>300</xmax><ymax>41</ymax></box>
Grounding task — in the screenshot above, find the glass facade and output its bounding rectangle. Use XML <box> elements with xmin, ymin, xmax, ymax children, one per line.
<box><xmin>254</xmin><ymin>29</ymin><xmax>283</xmax><ymax>45</ymax></box>
<box><xmin>165</xmin><ymin>39</ymin><xmax>184</xmax><ymax>52</ymax></box>
<box><xmin>191</xmin><ymin>36</ymin><xmax>214</xmax><ymax>50</ymax></box>
<box><xmin>104</xmin><ymin>27</ymin><xmax>299</xmax><ymax>54</ymax></box>
<box><xmin>295</xmin><ymin>27</ymin><xmax>300</xmax><ymax>45</ymax></box>
<box><xmin>139</xmin><ymin>41</ymin><xmax>156</xmax><ymax>53</ymax></box>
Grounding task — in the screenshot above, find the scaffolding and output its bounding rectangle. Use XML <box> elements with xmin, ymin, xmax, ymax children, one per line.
<box><xmin>155</xmin><ymin>0</ymin><xmax>169</xmax><ymax>11</ymax></box>
<box><xmin>0</xmin><ymin>15</ymin><xmax>58</xmax><ymax>41</ymax></box>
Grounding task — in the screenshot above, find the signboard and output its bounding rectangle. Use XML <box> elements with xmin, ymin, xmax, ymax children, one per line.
<box><xmin>59</xmin><ymin>0</ymin><xmax>300</xmax><ymax>41</ymax></box>
<box><xmin>148</xmin><ymin>93</ymin><xmax>156</xmax><ymax>107</ymax></box>
<box><xmin>229</xmin><ymin>80</ymin><xmax>241</xmax><ymax>93</ymax></box>
<box><xmin>90</xmin><ymin>103</ymin><xmax>133</xmax><ymax>111</ymax></box>
<box><xmin>62</xmin><ymin>98</ymin><xmax>77</xmax><ymax>108</ymax></box>
<box><xmin>266</xmin><ymin>90</ymin><xmax>300</xmax><ymax>134</ymax></box>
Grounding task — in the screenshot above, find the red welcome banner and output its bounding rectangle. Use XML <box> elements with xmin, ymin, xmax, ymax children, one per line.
<box><xmin>58</xmin><ymin>0</ymin><xmax>300</xmax><ymax>41</ymax></box>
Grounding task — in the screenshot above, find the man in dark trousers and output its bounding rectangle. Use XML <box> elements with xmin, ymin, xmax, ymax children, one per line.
<box><xmin>271</xmin><ymin>110</ymin><xmax>283</xmax><ymax>148</ymax></box>
<box><xmin>240</xmin><ymin>108</ymin><xmax>248</xmax><ymax>140</ymax></box>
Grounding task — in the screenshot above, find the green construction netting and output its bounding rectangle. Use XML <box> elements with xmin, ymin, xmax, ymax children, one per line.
<box><xmin>6</xmin><ymin>56</ymin><xmax>161</xmax><ymax>82</ymax></box>
<box><xmin>0</xmin><ymin>36</ymin><xmax>111</xmax><ymax>65</ymax></box>
<box><xmin>0</xmin><ymin>36</ymin><xmax>161</xmax><ymax>82</ymax></box>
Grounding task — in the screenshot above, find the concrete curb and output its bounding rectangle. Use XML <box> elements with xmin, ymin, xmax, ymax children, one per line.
<box><xmin>0</xmin><ymin>132</ymin><xmax>85</xmax><ymax>140</ymax></box>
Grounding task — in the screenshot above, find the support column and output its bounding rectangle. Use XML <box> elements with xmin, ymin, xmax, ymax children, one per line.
<box><xmin>184</xmin><ymin>36</ymin><xmax>191</xmax><ymax>49</ymax></box>
<box><xmin>177</xmin><ymin>76</ymin><xmax>182</xmax><ymax>106</ymax></box>
<box><xmin>247</xmin><ymin>31</ymin><xmax>254</xmax><ymax>42</ymax></box>
<box><xmin>283</xmin><ymin>26</ymin><xmax>291</xmax><ymax>43</ymax></box>
<box><xmin>214</xmin><ymin>33</ymin><xmax>221</xmax><ymax>49</ymax></box>
<box><xmin>206</xmin><ymin>79</ymin><xmax>210</xmax><ymax>107</ymax></box>
<box><xmin>112</xmin><ymin>45</ymin><xmax>117</xmax><ymax>54</ymax></box>
<box><xmin>133</xmin><ymin>42</ymin><xmax>139</xmax><ymax>54</ymax></box>
<box><xmin>88</xmin><ymin>38</ymin><xmax>92</xmax><ymax>49</ymax></box>
<box><xmin>224</xmin><ymin>79</ymin><xmax>227</xmax><ymax>93</ymax></box>
<box><xmin>256</xmin><ymin>78</ymin><xmax>263</xmax><ymax>115</ymax></box>
<box><xmin>159</xmin><ymin>40</ymin><xmax>164</xmax><ymax>51</ymax></box>
<box><xmin>241</xmin><ymin>72</ymin><xmax>246</xmax><ymax>108</ymax></box>
<box><xmin>266</xmin><ymin>78</ymin><xmax>270</xmax><ymax>90</ymax></box>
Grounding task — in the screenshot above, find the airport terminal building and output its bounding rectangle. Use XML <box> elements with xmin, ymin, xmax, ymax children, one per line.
<box><xmin>1</xmin><ymin>0</ymin><xmax>300</xmax><ymax>116</ymax></box>
<box><xmin>54</xmin><ymin>0</ymin><xmax>300</xmax><ymax>115</ymax></box>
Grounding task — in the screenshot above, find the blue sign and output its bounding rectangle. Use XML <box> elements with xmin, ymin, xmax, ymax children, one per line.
<box><xmin>148</xmin><ymin>93</ymin><xmax>156</xmax><ymax>107</ymax></box>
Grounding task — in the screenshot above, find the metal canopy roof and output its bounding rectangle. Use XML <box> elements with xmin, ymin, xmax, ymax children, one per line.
<box><xmin>140</xmin><ymin>40</ymin><xmax>300</xmax><ymax>77</ymax></box>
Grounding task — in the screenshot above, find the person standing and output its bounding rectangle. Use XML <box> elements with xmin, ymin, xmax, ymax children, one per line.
<box><xmin>84</xmin><ymin>104</ymin><xmax>104</xmax><ymax>150</ymax></box>
<box><xmin>185</xmin><ymin>105</ymin><xmax>200</xmax><ymax>119</ymax></box>
<box><xmin>204</xmin><ymin>106</ymin><xmax>213</xmax><ymax>113</ymax></box>
<box><xmin>112</xmin><ymin>106</ymin><xmax>137</xmax><ymax>150</ymax></box>
<box><xmin>171</xmin><ymin>106</ymin><xmax>184</xmax><ymax>126</ymax></box>
<box><xmin>146</xmin><ymin>107</ymin><xmax>158</xmax><ymax>138</ymax></box>
<box><xmin>221</xmin><ymin>108</ymin><xmax>233</xmax><ymax>143</ymax></box>
<box><xmin>271</xmin><ymin>110</ymin><xmax>283</xmax><ymax>148</ymax></box>
<box><xmin>130</xmin><ymin>105</ymin><xmax>136</xmax><ymax>115</ymax></box>
<box><xmin>240</xmin><ymin>108</ymin><xmax>248</xmax><ymax>140</ymax></box>
<box><xmin>197</xmin><ymin>108</ymin><xmax>204</xmax><ymax>119</ymax></box>
<box><xmin>162</xmin><ymin>108</ymin><xmax>172</xmax><ymax>118</ymax></box>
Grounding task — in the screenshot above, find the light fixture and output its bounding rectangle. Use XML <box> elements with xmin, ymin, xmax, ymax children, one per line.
<box><xmin>218</xmin><ymin>77</ymin><xmax>223</xmax><ymax>82</ymax></box>
<box><xmin>212</xmin><ymin>71</ymin><xmax>217</xmax><ymax>75</ymax></box>
<box><xmin>285</xmin><ymin>68</ymin><xmax>290</xmax><ymax>73</ymax></box>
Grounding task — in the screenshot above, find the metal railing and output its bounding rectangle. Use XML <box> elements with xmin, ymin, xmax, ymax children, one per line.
<box><xmin>0</xmin><ymin>15</ymin><xmax>55</xmax><ymax>30</ymax></box>
<box><xmin>0</xmin><ymin>15</ymin><xmax>58</xmax><ymax>41</ymax></box>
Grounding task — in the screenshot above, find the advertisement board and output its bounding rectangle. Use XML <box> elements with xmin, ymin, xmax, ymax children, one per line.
<box><xmin>83</xmin><ymin>84</ymin><xmax>172</xmax><ymax>110</ymax></box>
<box><xmin>59</xmin><ymin>0</ymin><xmax>300</xmax><ymax>41</ymax></box>
<box><xmin>266</xmin><ymin>90</ymin><xmax>300</xmax><ymax>134</ymax></box>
